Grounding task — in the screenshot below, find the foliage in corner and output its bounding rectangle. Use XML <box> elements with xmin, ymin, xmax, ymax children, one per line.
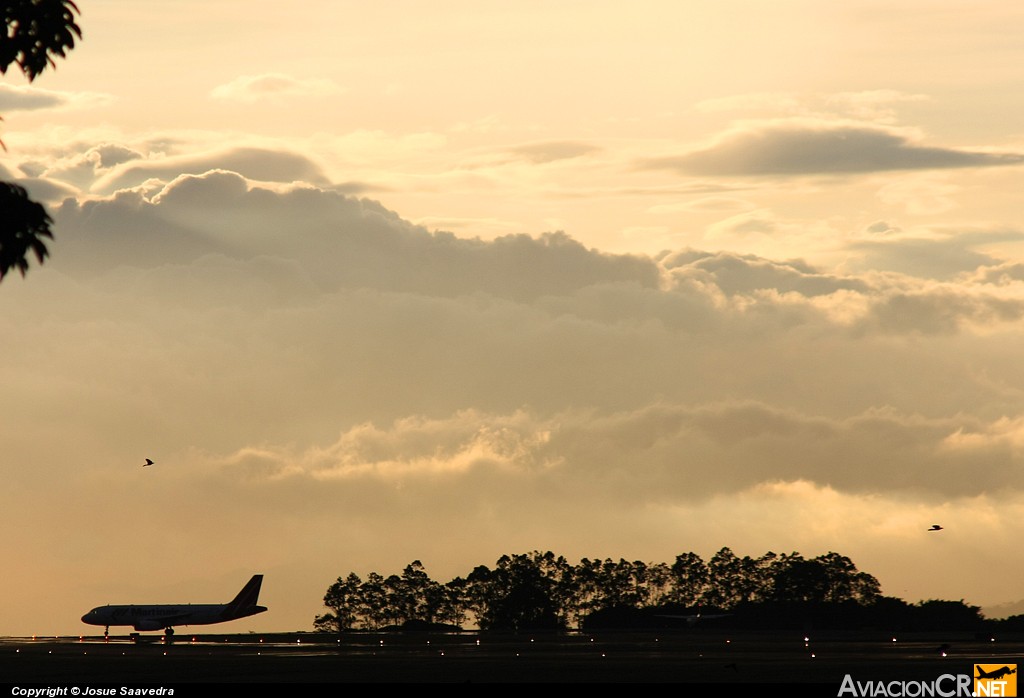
<box><xmin>0</xmin><ymin>182</ymin><xmax>52</xmax><ymax>278</ymax></box>
<box><xmin>0</xmin><ymin>0</ymin><xmax>81</xmax><ymax>282</ymax></box>
<box><xmin>1</xmin><ymin>0</ymin><xmax>82</xmax><ymax>81</ymax></box>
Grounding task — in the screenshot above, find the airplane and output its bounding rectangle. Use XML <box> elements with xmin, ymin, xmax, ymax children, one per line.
<box><xmin>928</xmin><ymin>524</ymin><xmax>943</xmax><ymax>531</ymax></box>
<box><xmin>143</xmin><ymin>458</ymin><xmax>154</xmax><ymax>467</ymax></box>
<box><xmin>81</xmin><ymin>574</ymin><xmax>266</xmax><ymax>638</ymax></box>
<box><xmin>656</xmin><ymin>611</ymin><xmax>732</xmax><ymax>626</ymax></box>
<box><xmin>976</xmin><ymin>666</ymin><xmax>1017</xmax><ymax>680</ymax></box>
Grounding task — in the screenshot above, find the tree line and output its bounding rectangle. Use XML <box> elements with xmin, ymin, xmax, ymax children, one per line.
<box><xmin>315</xmin><ymin>547</ymin><xmax>896</xmax><ymax>633</ymax></box>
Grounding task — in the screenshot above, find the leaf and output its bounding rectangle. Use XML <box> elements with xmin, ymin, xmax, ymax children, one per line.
<box><xmin>0</xmin><ymin>182</ymin><xmax>54</xmax><ymax>280</ymax></box>
<box><xmin>1</xmin><ymin>0</ymin><xmax>82</xmax><ymax>81</ymax></box>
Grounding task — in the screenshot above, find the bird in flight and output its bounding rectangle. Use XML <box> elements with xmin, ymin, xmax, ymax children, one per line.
<box><xmin>927</xmin><ymin>524</ymin><xmax>943</xmax><ymax>531</ymax></box>
<box><xmin>143</xmin><ymin>458</ymin><xmax>154</xmax><ymax>467</ymax></box>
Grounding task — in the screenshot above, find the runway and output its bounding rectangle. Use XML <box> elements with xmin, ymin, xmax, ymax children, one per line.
<box><xmin>1</xmin><ymin>630</ymin><xmax>1020</xmax><ymax>685</ymax></box>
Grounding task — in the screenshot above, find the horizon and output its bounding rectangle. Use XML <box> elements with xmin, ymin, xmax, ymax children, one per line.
<box><xmin>3</xmin><ymin>1</ymin><xmax>1024</xmax><ymax>637</ymax></box>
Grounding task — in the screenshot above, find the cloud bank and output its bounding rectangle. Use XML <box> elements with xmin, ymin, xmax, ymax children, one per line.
<box><xmin>645</xmin><ymin>120</ymin><xmax>1024</xmax><ymax>176</ymax></box>
<box><xmin>6</xmin><ymin>151</ymin><xmax>1024</xmax><ymax>633</ymax></box>
<box><xmin>0</xmin><ymin>84</ymin><xmax>113</xmax><ymax>112</ymax></box>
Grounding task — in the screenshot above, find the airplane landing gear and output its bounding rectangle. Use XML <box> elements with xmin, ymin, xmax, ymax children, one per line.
<box><xmin>104</xmin><ymin>627</ymin><xmax>109</xmax><ymax>642</ymax></box>
<box><xmin>164</xmin><ymin>627</ymin><xmax>175</xmax><ymax>644</ymax></box>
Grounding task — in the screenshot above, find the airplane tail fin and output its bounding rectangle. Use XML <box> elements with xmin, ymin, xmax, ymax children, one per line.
<box><xmin>227</xmin><ymin>575</ymin><xmax>263</xmax><ymax>611</ymax></box>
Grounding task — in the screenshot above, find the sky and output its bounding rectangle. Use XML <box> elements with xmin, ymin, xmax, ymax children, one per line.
<box><xmin>3</xmin><ymin>0</ymin><xmax>1024</xmax><ymax>635</ymax></box>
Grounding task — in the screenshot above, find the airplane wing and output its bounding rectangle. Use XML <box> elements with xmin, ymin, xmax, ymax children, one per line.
<box><xmin>132</xmin><ymin>611</ymin><xmax>196</xmax><ymax>632</ymax></box>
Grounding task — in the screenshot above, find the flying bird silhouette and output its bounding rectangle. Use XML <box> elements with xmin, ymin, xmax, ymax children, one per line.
<box><xmin>143</xmin><ymin>458</ymin><xmax>154</xmax><ymax>467</ymax></box>
<box><xmin>928</xmin><ymin>524</ymin><xmax>943</xmax><ymax>531</ymax></box>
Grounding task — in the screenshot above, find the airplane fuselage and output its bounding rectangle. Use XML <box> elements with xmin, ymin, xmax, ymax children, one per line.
<box><xmin>82</xmin><ymin>603</ymin><xmax>266</xmax><ymax>631</ymax></box>
<box><xmin>81</xmin><ymin>575</ymin><xmax>267</xmax><ymax>632</ymax></box>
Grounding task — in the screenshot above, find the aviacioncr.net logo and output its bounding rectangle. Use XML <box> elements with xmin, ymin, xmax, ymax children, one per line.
<box><xmin>838</xmin><ymin>673</ymin><xmax>972</xmax><ymax>697</ymax></box>
<box><xmin>974</xmin><ymin>664</ymin><xmax>1017</xmax><ymax>697</ymax></box>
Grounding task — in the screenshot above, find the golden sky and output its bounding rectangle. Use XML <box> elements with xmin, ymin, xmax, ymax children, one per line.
<box><xmin>3</xmin><ymin>1</ymin><xmax>1024</xmax><ymax>634</ymax></box>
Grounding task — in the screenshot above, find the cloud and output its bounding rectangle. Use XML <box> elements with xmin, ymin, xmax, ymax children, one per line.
<box><xmin>661</xmin><ymin>249</ymin><xmax>870</xmax><ymax>298</ymax></box>
<box><xmin>89</xmin><ymin>144</ymin><xmax>145</xmax><ymax>169</ymax></box>
<box><xmin>706</xmin><ymin>208</ymin><xmax>781</xmax><ymax>236</ymax></box>
<box><xmin>970</xmin><ymin>261</ymin><xmax>1024</xmax><ymax>286</ymax></box>
<box><xmin>864</xmin><ymin>287</ymin><xmax>1024</xmax><ymax>335</ymax></box>
<box><xmin>12</xmin><ymin>176</ymin><xmax>80</xmax><ymax>203</ymax></box>
<box><xmin>824</xmin><ymin>90</ymin><xmax>930</xmax><ymax>122</ymax></box>
<box><xmin>91</xmin><ymin>146</ymin><xmax>330</xmax><ymax>192</ymax></box>
<box><xmin>21</xmin><ymin>144</ymin><xmax>146</xmax><ymax>190</ymax></box>
<box><xmin>214</xmin><ymin>402</ymin><xmax>1024</xmax><ymax>502</ymax></box>
<box><xmin>10</xmin><ymin>176</ymin><xmax>1024</xmax><ymax>634</ymax></box>
<box><xmin>221</xmin><ymin>409</ymin><xmax>553</xmax><ymax>482</ymax></box>
<box><xmin>53</xmin><ymin>173</ymin><xmax>662</xmax><ymax>298</ymax></box>
<box><xmin>503</xmin><ymin>141</ymin><xmax>602</xmax><ymax>164</ymax></box>
<box><xmin>0</xmin><ymin>84</ymin><xmax>113</xmax><ymax>111</ymax></box>
<box><xmin>643</xmin><ymin>119</ymin><xmax>1024</xmax><ymax>176</ymax></box>
<box><xmin>846</xmin><ymin>228</ymin><xmax>1024</xmax><ymax>280</ymax></box>
<box><xmin>210</xmin><ymin>73</ymin><xmax>343</xmax><ymax>103</ymax></box>
<box><xmin>414</xmin><ymin>215</ymin><xmax>523</xmax><ymax>234</ymax></box>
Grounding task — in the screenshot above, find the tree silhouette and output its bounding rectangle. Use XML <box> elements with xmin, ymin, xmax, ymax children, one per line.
<box><xmin>313</xmin><ymin>548</ymin><xmax>937</xmax><ymax>633</ymax></box>
<box><xmin>0</xmin><ymin>0</ymin><xmax>82</xmax><ymax>281</ymax></box>
<box><xmin>668</xmin><ymin>551</ymin><xmax>708</xmax><ymax>606</ymax></box>
<box><xmin>314</xmin><ymin>572</ymin><xmax>362</xmax><ymax>633</ymax></box>
<box><xmin>399</xmin><ymin>560</ymin><xmax>437</xmax><ymax>623</ymax></box>
<box><xmin>477</xmin><ymin>553</ymin><xmax>563</xmax><ymax>631</ymax></box>
<box><xmin>437</xmin><ymin>576</ymin><xmax>471</xmax><ymax>628</ymax></box>
<box><xmin>645</xmin><ymin>561</ymin><xmax>672</xmax><ymax>607</ymax></box>
<box><xmin>357</xmin><ymin>571</ymin><xmax>389</xmax><ymax>630</ymax></box>
<box><xmin>704</xmin><ymin>547</ymin><xmax>745</xmax><ymax>608</ymax></box>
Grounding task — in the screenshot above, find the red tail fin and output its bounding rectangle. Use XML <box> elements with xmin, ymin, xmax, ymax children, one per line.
<box><xmin>227</xmin><ymin>575</ymin><xmax>263</xmax><ymax>611</ymax></box>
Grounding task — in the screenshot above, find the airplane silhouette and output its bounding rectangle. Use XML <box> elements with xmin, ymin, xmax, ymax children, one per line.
<box><xmin>81</xmin><ymin>574</ymin><xmax>266</xmax><ymax>638</ymax></box>
<box><xmin>927</xmin><ymin>524</ymin><xmax>943</xmax><ymax>531</ymax></box>
<box><xmin>657</xmin><ymin>611</ymin><xmax>732</xmax><ymax>626</ymax></box>
<box><xmin>143</xmin><ymin>458</ymin><xmax>154</xmax><ymax>467</ymax></box>
<box><xmin>976</xmin><ymin>666</ymin><xmax>1017</xmax><ymax>680</ymax></box>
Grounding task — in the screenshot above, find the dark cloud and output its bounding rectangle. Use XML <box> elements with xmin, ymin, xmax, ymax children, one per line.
<box><xmin>847</xmin><ymin>228</ymin><xmax>1024</xmax><ymax>280</ymax></box>
<box><xmin>971</xmin><ymin>262</ymin><xmax>1024</xmax><ymax>285</ymax></box>
<box><xmin>643</xmin><ymin>121</ymin><xmax>1024</xmax><ymax>176</ymax></box>
<box><xmin>865</xmin><ymin>221</ymin><xmax>898</xmax><ymax>234</ymax></box>
<box><xmin>90</xmin><ymin>144</ymin><xmax>144</xmax><ymax>169</ymax></box>
<box><xmin>53</xmin><ymin>173</ymin><xmax>1024</xmax><ymax>345</ymax></box>
<box><xmin>0</xmin><ymin>84</ymin><xmax>111</xmax><ymax>111</ymax></box>
<box><xmin>53</xmin><ymin>189</ymin><xmax>234</xmax><ymax>273</ymax></box>
<box><xmin>55</xmin><ymin>172</ymin><xmax>661</xmax><ymax>299</ymax></box>
<box><xmin>539</xmin><ymin>403</ymin><xmax>1013</xmax><ymax>499</ymax></box>
<box><xmin>0</xmin><ymin>84</ymin><xmax>68</xmax><ymax>111</ymax></box>
<box><xmin>865</xmin><ymin>289</ymin><xmax>1024</xmax><ymax>335</ymax></box>
<box><xmin>221</xmin><ymin>402</ymin><xmax>1024</xmax><ymax>500</ymax></box>
<box><xmin>26</xmin><ymin>173</ymin><xmax>1024</xmax><ymax>480</ymax></box>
